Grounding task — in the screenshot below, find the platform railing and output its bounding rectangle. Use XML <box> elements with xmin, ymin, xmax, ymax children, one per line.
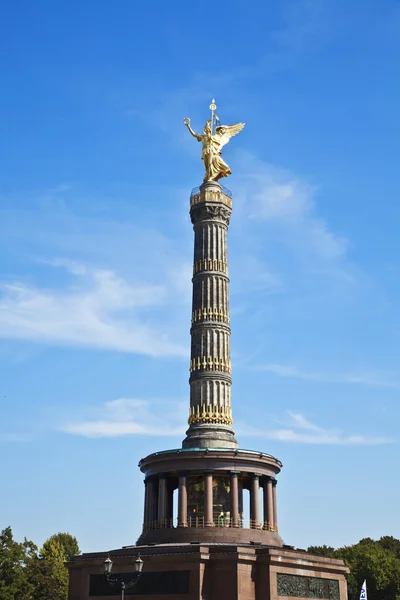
<box><xmin>142</xmin><ymin>517</ymin><xmax>278</xmax><ymax>533</ymax></box>
<box><xmin>190</xmin><ymin>185</ymin><xmax>232</xmax><ymax>199</ymax></box>
<box><xmin>190</xmin><ymin>185</ymin><xmax>233</xmax><ymax>208</ymax></box>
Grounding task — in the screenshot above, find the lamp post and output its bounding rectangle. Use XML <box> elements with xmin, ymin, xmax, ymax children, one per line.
<box><xmin>103</xmin><ymin>554</ymin><xmax>143</xmax><ymax>599</ymax></box>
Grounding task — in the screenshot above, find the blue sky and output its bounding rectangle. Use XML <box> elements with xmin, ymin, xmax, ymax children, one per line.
<box><xmin>1</xmin><ymin>0</ymin><xmax>400</xmax><ymax>554</ymax></box>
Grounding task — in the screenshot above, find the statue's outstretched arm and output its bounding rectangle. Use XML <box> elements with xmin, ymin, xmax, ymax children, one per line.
<box><xmin>184</xmin><ymin>118</ymin><xmax>201</xmax><ymax>141</ymax></box>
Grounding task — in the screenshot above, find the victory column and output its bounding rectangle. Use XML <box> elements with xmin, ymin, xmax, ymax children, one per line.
<box><xmin>67</xmin><ymin>101</ymin><xmax>350</xmax><ymax>600</ymax></box>
<box><xmin>182</xmin><ymin>100</ymin><xmax>245</xmax><ymax>450</ymax></box>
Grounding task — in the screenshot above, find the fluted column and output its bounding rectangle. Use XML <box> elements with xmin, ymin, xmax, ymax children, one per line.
<box><xmin>230</xmin><ymin>472</ymin><xmax>239</xmax><ymax>527</ymax></box>
<box><xmin>183</xmin><ymin>182</ymin><xmax>238</xmax><ymax>450</ymax></box>
<box><xmin>158</xmin><ymin>476</ymin><xmax>167</xmax><ymax>525</ymax></box>
<box><xmin>178</xmin><ymin>474</ymin><xmax>187</xmax><ymax>527</ymax></box>
<box><xmin>273</xmin><ymin>479</ymin><xmax>278</xmax><ymax>532</ymax></box>
<box><xmin>250</xmin><ymin>475</ymin><xmax>260</xmax><ymax>529</ymax></box>
<box><xmin>204</xmin><ymin>472</ymin><xmax>214</xmax><ymax>526</ymax></box>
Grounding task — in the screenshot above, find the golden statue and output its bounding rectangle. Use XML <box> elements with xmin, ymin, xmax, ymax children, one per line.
<box><xmin>184</xmin><ymin>99</ymin><xmax>245</xmax><ymax>182</ymax></box>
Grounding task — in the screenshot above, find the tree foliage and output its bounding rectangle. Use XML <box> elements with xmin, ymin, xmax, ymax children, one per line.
<box><xmin>308</xmin><ymin>536</ymin><xmax>400</xmax><ymax>600</ymax></box>
<box><xmin>0</xmin><ymin>527</ymin><xmax>37</xmax><ymax>600</ymax></box>
<box><xmin>0</xmin><ymin>527</ymin><xmax>79</xmax><ymax>600</ymax></box>
<box><xmin>41</xmin><ymin>533</ymin><xmax>79</xmax><ymax>562</ymax></box>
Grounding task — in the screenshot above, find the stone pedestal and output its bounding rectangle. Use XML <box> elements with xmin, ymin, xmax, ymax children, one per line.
<box><xmin>67</xmin><ymin>543</ymin><xmax>349</xmax><ymax>600</ymax></box>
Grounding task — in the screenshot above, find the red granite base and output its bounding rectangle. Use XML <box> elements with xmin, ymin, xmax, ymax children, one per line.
<box><xmin>67</xmin><ymin>543</ymin><xmax>349</xmax><ymax>600</ymax></box>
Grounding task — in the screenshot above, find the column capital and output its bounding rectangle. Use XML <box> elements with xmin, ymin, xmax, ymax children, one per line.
<box><xmin>230</xmin><ymin>470</ymin><xmax>240</xmax><ymax>476</ymax></box>
<box><xmin>145</xmin><ymin>475</ymin><xmax>158</xmax><ymax>484</ymax></box>
<box><xmin>272</xmin><ymin>478</ymin><xmax>278</xmax><ymax>486</ymax></box>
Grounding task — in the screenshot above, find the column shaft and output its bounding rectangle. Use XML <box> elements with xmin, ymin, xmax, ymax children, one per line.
<box><xmin>230</xmin><ymin>472</ymin><xmax>239</xmax><ymax>527</ymax></box>
<box><xmin>158</xmin><ymin>477</ymin><xmax>167</xmax><ymax>525</ymax></box>
<box><xmin>204</xmin><ymin>473</ymin><xmax>214</xmax><ymax>526</ymax></box>
<box><xmin>146</xmin><ymin>478</ymin><xmax>156</xmax><ymax>526</ymax></box>
<box><xmin>267</xmin><ymin>478</ymin><xmax>274</xmax><ymax>530</ymax></box>
<box><xmin>250</xmin><ymin>475</ymin><xmax>260</xmax><ymax>529</ymax></box>
<box><xmin>166</xmin><ymin>482</ymin><xmax>174</xmax><ymax>526</ymax></box>
<box><xmin>143</xmin><ymin>479</ymin><xmax>149</xmax><ymax>528</ymax></box>
<box><xmin>183</xmin><ymin>183</ymin><xmax>238</xmax><ymax>450</ymax></box>
<box><xmin>263</xmin><ymin>480</ymin><xmax>269</xmax><ymax>529</ymax></box>
<box><xmin>178</xmin><ymin>475</ymin><xmax>188</xmax><ymax>527</ymax></box>
<box><xmin>273</xmin><ymin>480</ymin><xmax>278</xmax><ymax>532</ymax></box>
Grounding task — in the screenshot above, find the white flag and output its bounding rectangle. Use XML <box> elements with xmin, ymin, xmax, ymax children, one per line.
<box><xmin>360</xmin><ymin>580</ymin><xmax>367</xmax><ymax>600</ymax></box>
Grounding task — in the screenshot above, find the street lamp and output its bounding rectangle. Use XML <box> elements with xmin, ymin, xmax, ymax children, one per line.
<box><xmin>103</xmin><ymin>554</ymin><xmax>144</xmax><ymax>599</ymax></box>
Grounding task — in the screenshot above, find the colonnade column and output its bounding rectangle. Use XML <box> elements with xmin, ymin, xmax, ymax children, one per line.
<box><xmin>178</xmin><ymin>474</ymin><xmax>188</xmax><ymax>527</ymax></box>
<box><xmin>263</xmin><ymin>478</ymin><xmax>269</xmax><ymax>530</ymax></box>
<box><xmin>145</xmin><ymin>477</ymin><xmax>157</xmax><ymax>527</ymax></box>
<box><xmin>264</xmin><ymin>477</ymin><xmax>274</xmax><ymax>530</ymax></box>
<box><xmin>230</xmin><ymin>472</ymin><xmax>239</xmax><ymax>528</ymax></box>
<box><xmin>143</xmin><ymin>479</ymin><xmax>149</xmax><ymax>528</ymax></box>
<box><xmin>158</xmin><ymin>476</ymin><xmax>167</xmax><ymax>525</ymax></box>
<box><xmin>250</xmin><ymin>474</ymin><xmax>260</xmax><ymax>529</ymax></box>
<box><xmin>204</xmin><ymin>473</ymin><xmax>214</xmax><ymax>526</ymax></box>
<box><xmin>166</xmin><ymin>481</ymin><xmax>174</xmax><ymax>526</ymax></box>
<box><xmin>272</xmin><ymin>479</ymin><xmax>278</xmax><ymax>532</ymax></box>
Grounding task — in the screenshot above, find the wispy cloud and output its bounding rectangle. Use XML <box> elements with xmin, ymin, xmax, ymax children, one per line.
<box><xmin>237</xmin><ymin>411</ymin><xmax>392</xmax><ymax>445</ymax></box>
<box><xmin>255</xmin><ymin>363</ymin><xmax>400</xmax><ymax>389</ymax></box>
<box><xmin>0</xmin><ymin>261</ymin><xmax>186</xmax><ymax>358</ymax></box>
<box><xmin>63</xmin><ymin>397</ymin><xmax>185</xmax><ymax>438</ymax></box>
<box><xmin>64</xmin><ymin>398</ymin><xmax>391</xmax><ymax>446</ymax></box>
<box><xmin>235</xmin><ymin>152</ymin><xmax>348</xmax><ymax>263</ymax></box>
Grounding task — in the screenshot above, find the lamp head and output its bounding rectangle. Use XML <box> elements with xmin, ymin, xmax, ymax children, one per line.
<box><xmin>134</xmin><ymin>554</ymin><xmax>144</xmax><ymax>573</ymax></box>
<box><xmin>103</xmin><ymin>556</ymin><xmax>113</xmax><ymax>575</ymax></box>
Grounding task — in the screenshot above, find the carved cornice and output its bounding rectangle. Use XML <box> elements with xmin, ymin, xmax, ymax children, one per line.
<box><xmin>190</xmin><ymin>203</ymin><xmax>231</xmax><ymax>226</ymax></box>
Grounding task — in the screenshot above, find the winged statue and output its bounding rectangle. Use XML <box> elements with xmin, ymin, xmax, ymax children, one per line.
<box><xmin>184</xmin><ymin>106</ymin><xmax>245</xmax><ymax>182</ymax></box>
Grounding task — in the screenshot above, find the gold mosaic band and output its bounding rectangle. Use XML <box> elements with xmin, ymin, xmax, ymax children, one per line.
<box><xmin>189</xmin><ymin>356</ymin><xmax>232</xmax><ymax>373</ymax></box>
<box><xmin>191</xmin><ymin>308</ymin><xmax>230</xmax><ymax>324</ymax></box>
<box><xmin>188</xmin><ymin>404</ymin><xmax>233</xmax><ymax>426</ymax></box>
<box><xmin>193</xmin><ymin>259</ymin><xmax>228</xmax><ymax>275</ymax></box>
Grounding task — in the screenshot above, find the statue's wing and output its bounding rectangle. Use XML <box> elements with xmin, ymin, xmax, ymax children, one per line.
<box><xmin>215</xmin><ymin>122</ymin><xmax>245</xmax><ymax>149</ymax></box>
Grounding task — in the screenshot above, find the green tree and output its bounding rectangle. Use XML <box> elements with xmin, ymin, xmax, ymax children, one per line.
<box><xmin>378</xmin><ymin>536</ymin><xmax>400</xmax><ymax>559</ymax></box>
<box><xmin>307</xmin><ymin>545</ymin><xmax>337</xmax><ymax>559</ymax></box>
<box><xmin>0</xmin><ymin>526</ymin><xmax>37</xmax><ymax>600</ymax></box>
<box><xmin>29</xmin><ymin>538</ymin><xmax>69</xmax><ymax>600</ymax></box>
<box><xmin>337</xmin><ymin>541</ymin><xmax>400</xmax><ymax>600</ymax></box>
<box><xmin>41</xmin><ymin>533</ymin><xmax>79</xmax><ymax>562</ymax></box>
<box><xmin>307</xmin><ymin>537</ymin><xmax>400</xmax><ymax>600</ymax></box>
